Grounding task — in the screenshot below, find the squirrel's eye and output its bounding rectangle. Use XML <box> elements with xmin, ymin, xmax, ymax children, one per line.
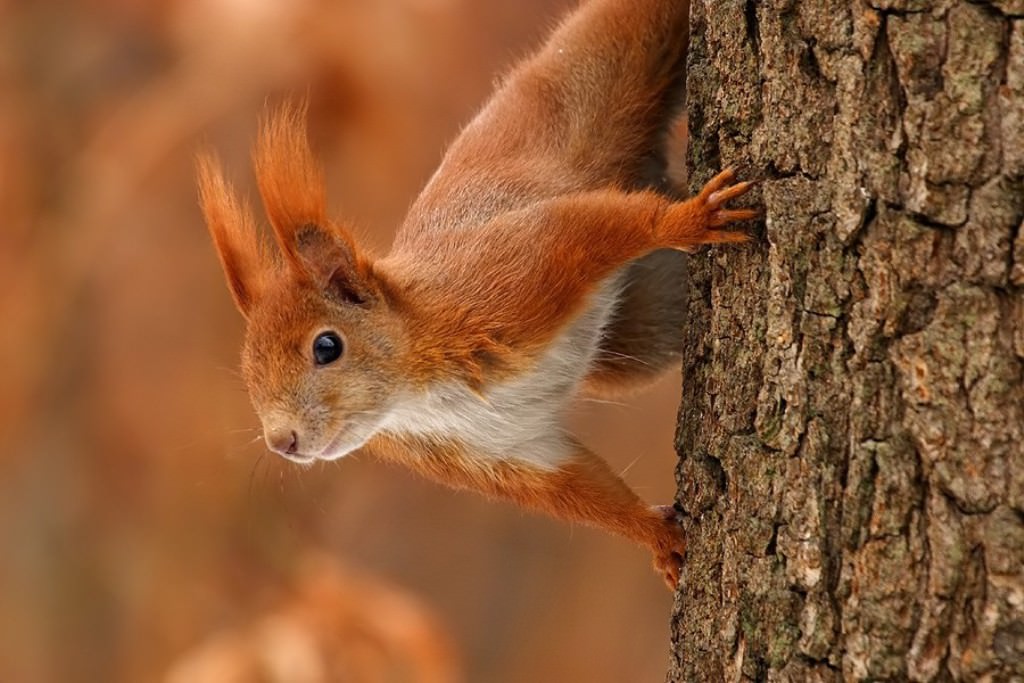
<box><xmin>312</xmin><ymin>331</ymin><xmax>344</xmax><ymax>366</ymax></box>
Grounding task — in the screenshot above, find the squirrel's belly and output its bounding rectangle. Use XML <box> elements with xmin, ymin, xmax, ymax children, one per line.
<box><xmin>381</xmin><ymin>278</ymin><xmax>624</xmax><ymax>469</ymax></box>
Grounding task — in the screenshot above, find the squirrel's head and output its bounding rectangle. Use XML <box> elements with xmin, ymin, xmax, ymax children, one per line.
<box><xmin>198</xmin><ymin>105</ymin><xmax>407</xmax><ymax>463</ymax></box>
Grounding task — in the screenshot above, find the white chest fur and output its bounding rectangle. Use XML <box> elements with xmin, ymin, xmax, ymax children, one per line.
<box><xmin>380</xmin><ymin>280</ymin><xmax>622</xmax><ymax>469</ymax></box>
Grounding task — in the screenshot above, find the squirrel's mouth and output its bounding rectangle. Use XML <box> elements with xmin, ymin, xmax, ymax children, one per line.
<box><xmin>277</xmin><ymin>450</ymin><xmax>316</xmax><ymax>466</ymax></box>
<box><xmin>271</xmin><ymin>415</ymin><xmax>383</xmax><ymax>465</ymax></box>
<box><xmin>315</xmin><ymin>419</ymin><xmax>380</xmax><ymax>462</ymax></box>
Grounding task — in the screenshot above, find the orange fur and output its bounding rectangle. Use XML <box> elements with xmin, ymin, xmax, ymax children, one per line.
<box><xmin>383</xmin><ymin>180</ymin><xmax>754</xmax><ymax>385</ymax></box>
<box><xmin>199</xmin><ymin>0</ymin><xmax>758</xmax><ymax>589</ymax></box>
<box><xmin>253</xmin><ymin>102</ymin><xmax>378</xmax><ymax>304</ymax></box>
<box><xmin>252</xmin><ymin>102</ymin><xmax>331</xmax><ymax>254</ymax></box>
<box><xmin>370</xmin><ymin>434</ymin><xmax>687</xmax><ymax>587</ymax></box>
<box><xmin>196</xmin><ymin>152</ymin><xmax>273</xmax><ymax>317</ymax></box>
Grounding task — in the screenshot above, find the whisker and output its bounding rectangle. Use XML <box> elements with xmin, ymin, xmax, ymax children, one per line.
<box><xmin>214</xmin><ymin>365</ymin><xmax>245</xmax><ymax>381</ymax></box>
<box><xmin>248</xmin><ymin>452</ymin><xmax>265</xmax><ymax>502</ymax></box>
<box><xmin>595</xmin><ymin>349</ymin><xmax>654</xmax><ymax>368</ymax></box>
<box><xmin>222</xmin><ymin>432</ymin><xmax>265</xmax><ymax>461</ymax></box>
<box><xmin>167</xmin><ymin>422</ymin><xmax>264</xmax><ymax>457</ymax></box>
<box><xmin>226</xmin><ymin>426</ymin><xmax>259</xmax><ymax>435</ymax></box>
<box><xmin>262</xmin><ymin>453</ymin><xmax>274</xmax><ymax>493</ymax></box>
<box><xmin>619</xmin><ymin>453</ymin><xmax>643</xmax><ymax>478</ymax></box>
<box><xmin>578</xmin><ymin>396</ymin><xmax>628</xmax><ymax>407</ymax></box>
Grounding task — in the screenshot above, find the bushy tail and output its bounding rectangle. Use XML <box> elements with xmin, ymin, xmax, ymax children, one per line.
<box><xmin>506</xmin><ymin>0</ymin><xmax>689</xmax><ymax>189</ymax></box>
<box><xmin>402</xmin><ymin>0</ymin><xmax>689</xmax><ymax>237</ymax></box>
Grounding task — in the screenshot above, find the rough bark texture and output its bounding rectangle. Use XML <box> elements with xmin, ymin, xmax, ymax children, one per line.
<box><xmin>669</xmin><ymin>0</ymin><xmax>1024</xmax><ymax>680</ymax></box>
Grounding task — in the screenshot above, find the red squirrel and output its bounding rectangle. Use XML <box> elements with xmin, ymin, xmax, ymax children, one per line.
<box><xmin>198</xmin><ymin>0</ymin><xmax>756</xmax><ymax>588</ymax></box>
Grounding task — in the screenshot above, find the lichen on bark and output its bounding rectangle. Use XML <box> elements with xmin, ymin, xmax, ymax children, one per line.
<box><xmin>670</xmin><ymin>0</ymin><xmax>1024</xmax><ymax>680</ymax></box>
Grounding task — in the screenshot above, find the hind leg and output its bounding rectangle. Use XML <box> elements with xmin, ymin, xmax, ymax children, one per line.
<box><xmin>584</xmin><ymin>249</ymin><xmax>688</xmax><ymax>397</ymax></box>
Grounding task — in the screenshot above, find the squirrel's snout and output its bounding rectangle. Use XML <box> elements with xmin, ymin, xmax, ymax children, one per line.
<box><xmin>266</xmin><ymin>427</ymin><xmax>299</xmax><ymax>456</ymax></box>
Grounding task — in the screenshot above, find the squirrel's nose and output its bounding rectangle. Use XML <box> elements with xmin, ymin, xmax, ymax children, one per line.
<box><xmin>266</xmin><ymin>427</ymin><xmax>298</xmax><ymax>456</ymax></box>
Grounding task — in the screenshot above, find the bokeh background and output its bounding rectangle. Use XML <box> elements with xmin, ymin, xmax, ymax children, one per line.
<box><xmin>0</xmin><ymin>1</ymin><xmax>687</xmax><ymax>681</ymax></box>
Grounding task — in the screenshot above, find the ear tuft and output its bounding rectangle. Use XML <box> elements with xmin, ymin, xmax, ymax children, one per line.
<box><xmin>196</xmin><ymin>150</ymin><xmax>272</xmax><ymax>317</ymax></box>
<box><xmin>253</xmin><ymin>101</ymin><xmax>374</xmax><ymax>304</ymax></box>
<box><xmin>253</xmin><ymin>101</ymin><xmax>330</xmax><ymax>268</ymax></box>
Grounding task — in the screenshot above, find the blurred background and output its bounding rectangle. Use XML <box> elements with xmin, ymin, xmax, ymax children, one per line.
<box><xmin>0</xmin><ymin>1</ymin><xmax>686</xmax><ymax>680</ymax></box>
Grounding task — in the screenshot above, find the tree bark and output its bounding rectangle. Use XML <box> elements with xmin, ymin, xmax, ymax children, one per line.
<box><xmin>670</xmin><ymin>1</ymin><xmax>1024</xmax><ymax>680</ymax></box>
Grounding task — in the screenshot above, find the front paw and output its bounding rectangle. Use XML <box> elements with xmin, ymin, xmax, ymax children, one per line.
<box><xmin>700</xmin><ymin>168</ymin><xmax>759</xmax><ymax>227</ymax></box>
<box><xmin>662</xmin><ymin>168</ymin><xmax>759</xmax><ymax>252</ymax></box>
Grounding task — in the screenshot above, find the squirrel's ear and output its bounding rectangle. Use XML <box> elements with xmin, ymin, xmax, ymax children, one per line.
<box><xmin>293</xmin><ymin>223</ymin><xmax>374</xmax><ymax>305</ymax></box>
<box><xmin>253</xmin><ymin>101</ymin><xmax>374</xmax><ymax>305</ymax></box>
<box><xmin>196</xmin><ymin>151</ymin><xmax>271</xmax><ymax>318</ymax></box>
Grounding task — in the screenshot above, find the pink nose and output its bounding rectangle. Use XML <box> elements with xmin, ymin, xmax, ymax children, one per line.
<box><xmin>266</xmin><ymin>428</ymin><xmax>298</xmax><ymax>456</ymax></box>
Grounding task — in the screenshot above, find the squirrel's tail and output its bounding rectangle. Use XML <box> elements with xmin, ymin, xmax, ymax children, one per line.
<box><xmin>508</xmin><ymin>0</ymin><xmax>689</xmax><ymax>190</ymax></box>
<box><xmin>406</xmin><ymin>0</ymin><xmax>690</xmax><ymax>234</ymax></box>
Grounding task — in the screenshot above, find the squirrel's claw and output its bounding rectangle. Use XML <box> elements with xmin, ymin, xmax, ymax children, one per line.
<box><xmin>708</xmin><ymin>180</ymin><xmax>755</xmax><ymax>209</ymax></box>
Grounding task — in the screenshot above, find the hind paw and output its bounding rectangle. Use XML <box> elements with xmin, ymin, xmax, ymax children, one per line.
<box><xmin>651</xmin><ymin>505</ymin><xmax>687</xmax><ymax>590</ymax></box>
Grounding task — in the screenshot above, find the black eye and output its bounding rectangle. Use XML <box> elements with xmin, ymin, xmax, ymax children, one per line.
<box><xmin>312</xmin><ymin>331</ymin><xmax>344</xmax><ymax>365</ymax></box>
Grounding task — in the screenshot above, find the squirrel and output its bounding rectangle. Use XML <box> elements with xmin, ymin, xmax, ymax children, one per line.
<box><xmin>198</xmin><ymin>0</ymin><xmax>756</xmax><ymax>589</ymax></box>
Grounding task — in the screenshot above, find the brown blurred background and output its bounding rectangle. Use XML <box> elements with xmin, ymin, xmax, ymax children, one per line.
<box><xmin>0</xmin><ymin>1</ymin><xmax>686</xmax><ymax>681</ymax></box>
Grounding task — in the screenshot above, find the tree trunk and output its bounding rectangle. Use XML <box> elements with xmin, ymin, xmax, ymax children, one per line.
<box><xmin>670</xmin><ymin>1</ymin><xmax>1024</xmax><ymax>680</ymax></box>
